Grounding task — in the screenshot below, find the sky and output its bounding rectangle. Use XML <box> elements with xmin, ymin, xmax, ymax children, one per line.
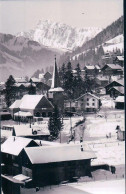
<box><xmin>0</xmin><ymin>0</ymin><xmax>123</xmax><ymax>35</ymax></box>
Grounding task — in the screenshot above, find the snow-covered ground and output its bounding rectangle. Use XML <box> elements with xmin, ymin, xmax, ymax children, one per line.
<box><xmin>70</xmin><ymin>179</ymin><xmax>125</xmax><ymax>194</ymax></box>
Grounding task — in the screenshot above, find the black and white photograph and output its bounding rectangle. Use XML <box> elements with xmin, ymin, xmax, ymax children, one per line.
<box><xmin>0</xmin><ymin>0</ymin><xmax>124</xmax><ymax>193</ymax></box>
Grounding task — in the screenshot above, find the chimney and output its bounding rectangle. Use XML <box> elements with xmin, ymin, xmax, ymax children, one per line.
<box><xmin>32</xmin><ymin>129</ymin><xmax>33</xmax><ymax>134</ymax></box>
<box><xmin>13</xmin><ymin>137</ymin><xmax>15</xmax><ymax>141</ymax></box>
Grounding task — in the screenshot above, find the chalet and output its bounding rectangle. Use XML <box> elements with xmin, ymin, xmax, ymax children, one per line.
<box><xmin>105</xmin><ymin>80</ymin><xmax>124</xmax><ymax>94</ymax></box>
<box><xmin>22</xmin><ymin>143</ymin><xmax>96</xmax><ymax>186</ymax></box>
<box><xmin>101</xmin><ymin>64</ymin><xmax>123</xmax><ymax>76</ymax></box>
<box><xmin>75</xmin><ymin>92</ymin><xmax>100</xmax><ymax>113</ymax></box>
<box><xmin>12</xmin><ymin>83</ymin><xmax>36</xmax><ymax>99</ymax></box>
<box><xmin>114</xmin><ymin>56</ymin><xmax>124</xmax><ymax>67</ymax></box>
<box><xmin>9</xmin><ymin>95</ymin><xmax>54</xmax><ymax>119</ymax></box>
<box><xmin>95</xmin><ymin>76</ymin><xmax>109</xmax><ymax>87</ymax></box>
<box><xmin>14</xmin><ymin>77</ymin><xmax>27</xmax><ymax>83</ymax></box>
<box><xmin>114</xmin><ymin>96</ymin><xmax>124</xmax><ymax>109</ymax></box>
<box><xmin>108</xmin><ymin>86</ymin><xmax>124</xmax><ymax>98</ymax></box>
<box><xmin>44</xmin><ymin>72</ymin><xmax>52</xmax><ymax>83</ymax></box>
<box><xmin>84</xmin><ymin>65</ymin><xmax>100</xmax><ymax>77</ymax></box>
<box><xmin>30</xmin><ymin>78</ymin><xmax>50</xmax><ymax>95</ymax></box>
<box><xmin>12</xmin><ymin>124</ymin><xmax>50</xmax><ymax>140</ymax></box>
<box><xmin>1</xmin><ymin>137</ymin><xmax>39</xmax><ymax>176</ymax></box>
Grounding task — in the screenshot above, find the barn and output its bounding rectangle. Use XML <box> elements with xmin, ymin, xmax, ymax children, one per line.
<box><xmin>22</xmin><ymin>143</ymin><xmax>96</xmax><ymax>186</ymax></box>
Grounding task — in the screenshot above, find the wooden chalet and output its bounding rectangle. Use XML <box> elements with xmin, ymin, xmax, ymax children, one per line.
<box><xmin>113</xmin><ymin>56</ymin><xmax>124</xmax><ymax>67</ymax></box>
<box><xmin>114</xmin><ymin>96</ymin><xmax>124</xmax><ymax>109</ymax></box>
<box><xmin>101</xmin><ymin>64</ymin><xmax>123</xmax><ymax>76</ymax></box>
<box><xmin>105</xmin><ymin>80</ymin><xmax>124</xmax><ymax>94</ymax></box>
<box><xmin>9</xmin><ymin>94</ymin><xmax>54</xmax><ymax>119</ymax></box>
<box><xmin>108</xmin><ymin>86</ymin><xmax>124</xmax><ymax>98</ymax></box>
<box><xmin>1</xmin><ymin>137</ymin><xmax>39</xmax><ymax>176</ymax></box>
<box><xmin>22</xmin><ymin>143</ymin><xmax>96</xmax><ymax>186</ymax></box>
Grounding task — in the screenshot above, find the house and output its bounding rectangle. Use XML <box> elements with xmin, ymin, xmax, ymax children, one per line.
<box><xmin>84</xmin><ymin>65</ymin><xmax>100</xmax><ymax>77</ymax></box>
<box><xmin>114</xmin><ymin>56</ymin><xmax>124</xmax><ymax>67</ymax></box>
<box><xmin>44</xmin><ymin>72</ymin><xmax>52</xmax><ymax>83</ymax></box>
<box><xmin>114</xmin><ymin>96</ymin><xmax>124</xmax><ymax>109</ymax></box>
<box><xmin>30</xmin><ymin>78</ymin><xmax>50</xmax><ymax>94</ymax></box>
<box><xmin>9</xmin><ymin>100</ymin><xmax>22</xmax><ymax>118</ymax></box>
<box><xmin>1</xmin><ymin>137</ymin><xmax>39</xmax><ymax>176</ymax></box>
<box><xmin>101</xmin><ymin>64</ymin><xmax>123</xmax><ymax>76</ymax></box>
<box><xmin>105</xmin><ymin>80</ymin><xmax>124</xmax><ymax>94</ymax></box>
<box><xmin>108</xmin><ymin>86</ymin><xmax>124</xmax><ymax>98</ymax></box>
<box><xmin>14</xmin><ymin>77</ymin><xmax>27</xmax><ymax>83</ymax></box>
<box><xmin>22</xmin><ymin>143</ymin><xmax>96</xmax><ymax>186</ymax></box>
<box><xmin>75</xmin><ymin>92</ymin><xmax>100</xmax><ymax>113</ymax></box>
<box><xmin>12</xmin><ymin>124</ymin><xmax>50</xmax><ymax>140</ymax></box>
<box><xmin>9</xmin><ymin>95</ymin><xmax>54</xmax><ymax>119</ymax></box>
<box><xmin>95</xmin><ymin>76</ymin><xmax>109</xmax><ymax>87</ymax></box>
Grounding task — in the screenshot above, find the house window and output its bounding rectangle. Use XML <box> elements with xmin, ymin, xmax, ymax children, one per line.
<box><xmin>92</xmin><ymin>103</ymin><xmax>95</xmax><ymax>106</ymax></box>
<box><xmin>92</xmin><ymin>99</ymin><xmax>95</xmax><ymax>101</ymax></box>
<box><xmin>81</xmin><ymin>99</ymin><xmax>84</xmax><ymax>101</ymax></box>
<box><xmin>87</xmin><ymin>103</ymin><xmax>89</xmax><ymax>106</ymax></box>
<box><xmin>81</xmin><ymin>103</ymin><xmax>83</xmax><ymax>106</ymax></box>
<box><xmin>87</xmin><ymin>98</ymin><xmax>89</xmax><ymax>101</ymax></box>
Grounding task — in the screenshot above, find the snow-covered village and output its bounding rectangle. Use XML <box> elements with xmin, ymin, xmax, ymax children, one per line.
<box><xmin>0</xmin><ymin>1</ymin><xmax>124</xmax><ymax>194</ymax></box>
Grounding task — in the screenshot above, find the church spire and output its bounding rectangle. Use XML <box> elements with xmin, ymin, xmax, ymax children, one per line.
<box><xmin>49</xmin><ymin>56</ymin><xmax>64</xmax><ymax>92</ymax></box>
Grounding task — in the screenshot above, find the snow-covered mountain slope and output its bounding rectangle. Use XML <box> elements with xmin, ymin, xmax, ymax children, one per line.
<box><xmin>17</xmin><ymin>20</ymin><xmax>102</xmax><ymax>51</ymax></box>
<box><xmin>72</xmin><ymin>34</ymin><xmax>124</xmax><ymax>60</ymax></box>
<box><xmin>103</xmin><ymin>34</ymin><xmax>124</xmax><ymax>53</ymax></box>
<box><xmin>0</xmin><ymin>33</ymin><xmax>62</xmax><ymax>82</ymax></box>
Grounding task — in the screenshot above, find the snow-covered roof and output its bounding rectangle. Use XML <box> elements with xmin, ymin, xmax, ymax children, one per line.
<box><xmin>14</xmin><ymin>111</ymin><xmax>32</xmax><ymax>117</ymax></box>
<box><xmin>13</xmin><ymin>83</ymin><xmax>36</xmax><ymax>87</ymax></box>
<box><xmin>20</xmin><ymin>95</ymin><xmax>44</xmax><ymax>110</ymax></box>
<box><xmin>105</xmin><ymin>64</ymin><xmax>123</xmax><ymax>70</ymax></box>
<box><xmin>105</xmin><ymin>79</ymin><xmax>124</xmax><ymax>88</ymax></box>
<box><xmin>13</xmin><ymin>174</ymin><xmax>30</xmax><ymax>181</ymax></box>
<box><xmin>24</xmin><ymin>143</ymin><xmax>96</xmax><ymax>164</ymax></box>
<box><xmin>13</xmin><ymin>125</ymin><xmax>33</xmax><ymax>136</ymax></box>
<box><xmin>31</xmin><ymin>77</ymin><xmax>41</xmax><ymax>83</ymax></box>
<box><xmin>85</xmin><ymin>65</ymin><xmax>100</xmax><ymax>70</ymax></box>
<box><xmin>76</xmin><ymin>92</ymin><xmax>100</xmax><ymax>101</ymax></box>
<box><xmin>115</xmin><ymin>96</ymin><xmax>124</xmax><ymax>103</ymax></box>
<box><xmin>1</xmin><ymin>136</ymin><xmax>35</xmax><ymax>156</ymax></box>
<box><xmin>49</xmin><ymin>87</ymin><xmax>64</xmax><ymax>92</ymax></box>
<box><xmin>116</xmin><ymin>56</ymin><xmax>124</xmax><ymax>61</ymax></box>
<box><xmin>9</xmin><ymin>100</ymin><xmax>22</xmax><ymax>109</ymax></box>
<box><xmin>15</xmin><ymin>77</ymin><xmax>27</xmax><ymax>83</ymax></box>
<box><xmin>109</xmin><ymin>86</ymin><xmax>124</xmax><ymax>94</ymax></box>
<box><xmin>96</xmin><ymin>76</ymin><xmax>108</xmax><ymax>81</ymax></box>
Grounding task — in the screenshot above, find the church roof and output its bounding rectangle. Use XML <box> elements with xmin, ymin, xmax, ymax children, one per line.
<box><xmin>49</xmin><ymin>57</ymin><xmax>64</xmax><ymax>92</ymax></box>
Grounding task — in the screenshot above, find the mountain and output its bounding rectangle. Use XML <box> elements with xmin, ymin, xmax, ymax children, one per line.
<box><xmin>17</xmin><ymin>20</ymin><xmax>102</xmax><ymax>51</ymax></box>
<box><xmin>59</xmin><ymin>16</ymin><xmax>124</xmax><ymax>67</ymax></box>
<box><xmin>0</xmin><ymin>33</ymin><xmax>62</xmax><ymax>82</ymax></box>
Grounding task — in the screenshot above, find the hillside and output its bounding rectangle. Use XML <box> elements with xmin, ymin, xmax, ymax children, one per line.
<box><xmin>0</xmin><ymin>33</ymin><xmax>62</xmax><ymax>82</ymax></box>
<box><xmin>59</xmin><ymin>16</ymin><xmax>124</xmax><ymax>67</ymax></box>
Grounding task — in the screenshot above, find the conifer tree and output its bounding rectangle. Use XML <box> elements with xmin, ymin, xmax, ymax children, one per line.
<box><xmin>48</xmin><ymin>105</ymin><xmax>63</xmax><ymax>140</ymax></box>
<box><xmin>5</xmin><ymin>75</ymin><xmax>15</xmax><ymax>107</ymax></box>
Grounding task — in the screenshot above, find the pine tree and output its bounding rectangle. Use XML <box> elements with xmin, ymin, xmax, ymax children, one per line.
<box><xmin>28</xmin><ymin>80</ymin><xmax>36</xmax><ymax>94</ymax></box>
<box><xmin>48</xmin><ymin>105</ymin><xmax>63</xmax><ymax>140</ymax></box>
<box><xmin>5</xmin><ymin>75</ymin><xmax>15</xmax><ymax>107</ymax></box>
<box><xmin>73</xmin><ymin>63</ymin><xmax>84</xmax><ymax>98</ymax></box>
<box><xmin>64</xmin><ymin>62</ymin><xmax>74</xmax><ymax>99</ymax></box>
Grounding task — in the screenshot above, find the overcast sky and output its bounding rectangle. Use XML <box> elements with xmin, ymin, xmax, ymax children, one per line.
<box><xmin>0</xmin><ymin>0</ymin><xmax>123</xmax><ymax>35</ymax></box>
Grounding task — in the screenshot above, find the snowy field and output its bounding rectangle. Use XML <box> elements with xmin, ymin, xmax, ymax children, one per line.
<box><xmin>21</xmin><ymin>179</ymin><xmax>125</xmax><ymax>194</ymax></box>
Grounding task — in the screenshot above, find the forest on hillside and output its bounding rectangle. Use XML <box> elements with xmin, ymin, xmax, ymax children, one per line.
<box><xmin>59</xmin><ymin>16</ymin><xmax>124</xmax><ymax>68</ymax></box>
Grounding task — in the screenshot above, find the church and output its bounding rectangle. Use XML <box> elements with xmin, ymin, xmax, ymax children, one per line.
<box><xmin>48</xmin><ymin>56</ymin><xmax>64</xmax><ymax>113</ymax></box>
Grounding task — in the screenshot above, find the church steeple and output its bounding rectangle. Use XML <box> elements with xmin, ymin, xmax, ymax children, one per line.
<box><xmin>49</xmin><ymin>56</ymin><xmax>64</xmax><ymax>92</ymax></box>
